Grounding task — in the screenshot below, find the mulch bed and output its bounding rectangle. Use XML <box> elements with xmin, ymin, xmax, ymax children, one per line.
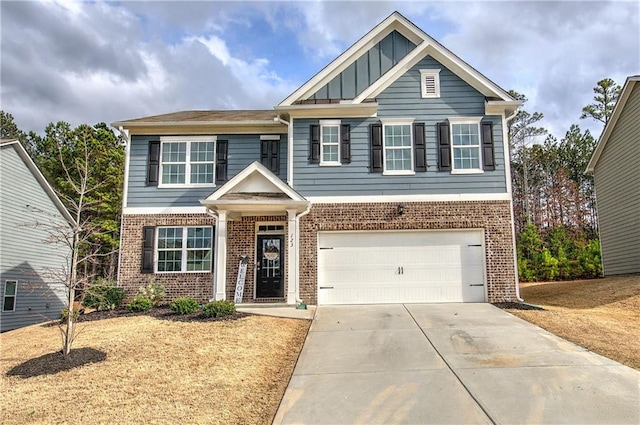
<box><xmin>72</xmin><ymin>306</ymin><xmax>249</xmax><ymax>323</ymax></box>
<box><xmin>493</xmin><ymin>302</ymin><xmax>545</xmax><ymax>311</ymax></box>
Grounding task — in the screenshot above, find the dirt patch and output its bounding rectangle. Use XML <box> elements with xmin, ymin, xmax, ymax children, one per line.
<box><xmin>1</xmin><ymin>313</ymin><xmax>310</xmax><ymax>424</ymax></box>
<box><xmin>6</xmin><ymin>347</ymin><xmax>107</xmax><ymax>378</ymax></box>
<box><xmin>506</xmin><ymin>274</ymin><xmax>640</xmax><ymax>370</ymax></box>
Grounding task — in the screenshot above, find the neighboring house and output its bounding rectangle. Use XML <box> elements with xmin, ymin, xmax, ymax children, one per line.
<box><xmin>0</xmin><ymin>139</ymin><xmax>74</xmax><ymax>332</ymax></box>
<box><xmin>113</xmin><ymin>12</ymin><xmax>522</xmax><ymax>306</ymax></box>
<box><xmin>586</xmin><ymin>75</ymin><xmax>640</xmax><ymax>276</ymax></box>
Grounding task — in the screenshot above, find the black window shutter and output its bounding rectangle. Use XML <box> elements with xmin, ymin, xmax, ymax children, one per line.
<box><xmin>309</xmin><ymin>125</ymin><xmax>320</xmax><ymax>164</ymax></box>
<box><xmin>370</xmin><ymin>123</ymin><xmax>383</xmax><ymax>173</ymax></box>
<box><xmin>413</xmin><ymin>123</ymin><xmax>427</xmax><ymax>172</ymax></box>
<box><xmin>146</xmin><ymin>141</ymin><xmax>160</xmax><ymax>186</ymax></box>
<box><xmin>141</xmin><ymin>226</ymin><xmax>155</xmax><ymax>274</ymax></box>
<box><xmin>261</xmin><ymin>140</ymin><xmax>280</xmax><ymax>174</ymax></box>
<box><xmin>340</xmin><ymin>124</ymin><xmax>351</xmax><ymax>164</ymax></box>
<box><xmin>481</xmin><ymin>122</ymin><xmax>496</xmax><ymax>171</ymax></box>
<box><xmin>437</xmin><ymin>122</ymin><xmax>451</xmax><ymax>172</ymax></box>
<box><xmin>216</xmin><ymin>140</ymin><xmax>228</xmax><ymax>184</ymax></box>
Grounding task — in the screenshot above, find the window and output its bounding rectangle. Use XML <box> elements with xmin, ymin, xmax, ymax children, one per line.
<box><xmin>3</xmin><ymin>281</ymin><xmax>17</xmax><ymax>311</ymax></box>
<box><xmin>420</xmin><ymin>69</ymin><xmax>441</xmax><ymax>98</ymax></box>
<box><xmin>383</xmin><ymin>120</ymin><xmax>414</xmax><ymax>175</ymax></box>
<box><xmin>160</xmin><ymin>137</ymin><xmax>215</xmax><ymax>186</ymax></box>
<box><xmin>450</xmin><ymin>118</ymin><xmax>482</xmax><ymax>173</ymax></box>
<box><xmin>156</xmin><ymin>227</ymin><xmax>213</xmax><ymax>272</ymax></box>
<box><xmin>320</xmin><ymin>120</ymin><xmax>341</xmax><ymax>165</ymax></box>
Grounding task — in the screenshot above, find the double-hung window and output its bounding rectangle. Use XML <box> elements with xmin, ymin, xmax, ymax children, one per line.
<box><xmin>320</xmin><ymin>120</ymin><xmax>341</xmax><ymax>165</ymax></box>
<box><xmin>3</xmin><ymin>281</ymin><xmax>17</xmax><ymax>312</ymax></box>
<box><xmin>382</xmin><ymin>119</ymin><xmax>414</xmax><ymax>175</ymax></box>
<box><xmin>450</xmin><ymin>118</ymin><xmax>482</xmax><ymax>173</ymax></box>
<box><xmin>156</xmin><ymin>226</ymin><xmax>213</xmax><ymax>272</ymax></box>
<box><xmin>160</xmin><ymin>136</ymin><xmax>216</xmax><ymax>186</ymax></box>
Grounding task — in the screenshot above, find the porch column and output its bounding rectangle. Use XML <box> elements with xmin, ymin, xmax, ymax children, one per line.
<box><xmin>286</xmin><ymin>209</ymin><xmax>297</xmax><ymax>304</ymax></box>
<box><xmin>215</xmin><ymin>210</ymin><xmax>228</xmax><ymax>301</ymax></box>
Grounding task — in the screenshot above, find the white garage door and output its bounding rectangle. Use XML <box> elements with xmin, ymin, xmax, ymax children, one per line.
<box><xmin>317</xmin><ymin>230</ymin><xmax>486</xmax><ymax>304</ymax></box>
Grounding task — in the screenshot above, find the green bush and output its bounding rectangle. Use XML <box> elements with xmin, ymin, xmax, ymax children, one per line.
<box><xmin>169</xmin><ymin>297</ymin><xmax>199</xmax><ymax>315</ymax></box>
<box><xmin>138</xmin><ymin>280</ymin><xmax>166</xmax><ymax>306</ymax></box>
<box><xmin>83</xmin><ymin>280</ymin><xmax>126</xmax><ymax>311</ymax></box>
<box><xmin>202</xmin><ymin>300</ymin><xmax>236</xmax><ymax>318</ymax></box>
<box><xmin>127</xmin><ymin>295</ymin><xmax>153</xmax><ymax>312</ymax></box>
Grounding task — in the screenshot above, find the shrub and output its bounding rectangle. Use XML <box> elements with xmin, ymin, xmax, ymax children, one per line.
<box><xmin>170</xmin><ymin>297</ymin><xmax>199</xmax><ymax>315</ymax></box>
<box><xmin>138</xmin><ymin>280</ymin><xmax>166</xmax><ymax>306</ymax></box>
<box><xmin>83</xmin><ymin>280</ymin><xmax>126</xmax><ymax>311</ymax></box>
<box><xmin>127</xmin><ymin>295</ymin><xmax>152</xmax><ymax>312</ymax></box>
<box><xmin>60</xmin><ymin>308</ymin><xmax>81</xmax><ymax>323</ymax></box>
<box><xmin>202</xmin><ymin>300</ymin><xmax>236</xmax><ymax>318</ymax></box>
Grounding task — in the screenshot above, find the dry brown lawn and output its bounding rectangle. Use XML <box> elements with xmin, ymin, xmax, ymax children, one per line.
<box><xmin>1</xmin><ymin>314</ymin><xmax>310</xmax><ymax>424</ymax></box>
<box><xmin>509</xmin><ymin>274</ymin><xmax>640</xmax><ymax>370</ymax></box>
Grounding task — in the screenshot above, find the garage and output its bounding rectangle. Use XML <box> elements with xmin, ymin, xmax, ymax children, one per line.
<box><xmin>317</xmin><ymin>230</ymin><xmax>486</xmax><ymax>304</ymax></box>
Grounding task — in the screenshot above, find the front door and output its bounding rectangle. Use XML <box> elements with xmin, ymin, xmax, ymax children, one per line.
<box><xmin>256</xmin><ymin>234</ymin><xmax>284</xmax><ymax>298</ymax></box>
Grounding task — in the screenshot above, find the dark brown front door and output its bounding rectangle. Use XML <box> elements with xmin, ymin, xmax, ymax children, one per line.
<box><xmin>256</xmin><ymin>234</ymin><xmax>284</xmax><ymax>298</ymax></box>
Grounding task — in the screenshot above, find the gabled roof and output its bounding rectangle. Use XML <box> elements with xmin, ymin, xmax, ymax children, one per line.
<box><xmin>0</xmin><ymin>139</ymin><xmax>75</xmax><ymax>225</ymax></box>
<box><xmin>587</xmin><ymin>75</ymin><xmax>640</xmax><ymax>173</ymax></box>
<box><xmin>278</xmin><ymin>11</ymin><xmax>516</xmax><ymax>107</ymax></box>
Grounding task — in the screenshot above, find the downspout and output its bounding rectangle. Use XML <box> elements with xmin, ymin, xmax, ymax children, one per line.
<box><xmin>115</xmin><ymin>126</ymin><xmax>130</xmax><ymax>286</ymax></box>
<box><xmin>275</xmin><ymin>116</ymin><xmax>293</xmax><ymax>187</ymax></box>
<box><xmin>205</xmin><ymin>207</ymin><xmax>219</xmax><ymax>302</ymax></box>
<box><xmin>294</xmin><ymin>202</ymin><xmax>312</xmax><ymax>305</ymax></box>
<box><xmin>503</xmin><ymin>109</ymin><xmax>524</xmax><ymax>302</ymax></box>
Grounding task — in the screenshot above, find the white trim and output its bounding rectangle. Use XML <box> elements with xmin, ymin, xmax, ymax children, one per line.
<box><xmin>260</xmin><ymin>135</ymin><xmax>281</xmax><ymax>141</ymax></box>
<box><xmin>287</xmin><ymin>117</ymin><xmax>294</xmax><ymax>186</ymax></box>
<box><xmin>275</xmin><ymin>103</ymin><xmax>378</xmax><ymax>119</ymax></box>
<box><xmin>254</xmin><ymin>221</ymin><xmax>287</xmax><ymax>301</ymax></box>
<box><xmin>307</xmin><ymin>193</ymin><xmax>511</xmax><ymax>204</ymax></box>
<box><xmin>154</xmin><ymin>225</ymin><xmax>213</xmax><ymax>274</ymax></box>
<box><xmin>2</xmin><ymin>280</ymin><xmax>17</xmax><ymax>312</ymax></box>
<box><xmin>420</xmin><ymin>69</ymin><xmax>441</xmax><ymax>98</ymax></box>
<box><xmin>123</xmin><ymin>206</ymin><xmax>208</xmax><ymax>215</ymax></box>
<box><xmin>587</xmin><ymin>76</ymin><xmax>640</xmax><ymax>173</ymax></box>
<box><xmin>502</xmin><ymin>111</ymin><xmax>514</xmax><ymax>196</ymax></box>
<box><xmin>382</xmin><ymin>119</ymin><xmax>415</xmax><ymax>174</ymax></box>
<box><xmin>214</xmin><ymin>210</ymin><xmax>227</xmax><ymax>301</ymax></box>
<box><xmin>158</xmin><ymin>137</ymin><xmax>217</xmax><ymax>188</ymax></box>
<box><xmin>448</xmin><ymin>116</ymin><xmax>482</xmax><ymax>124</ymax></box>
<box><xmin>319</xmin><ymin>121</ymin><xmax>341</xmax><ymax>166</ymax></box>
<box><xmin>449</xmin><ymin>118</ymin><xmax>483</xmax><ymax>173</ymax></box>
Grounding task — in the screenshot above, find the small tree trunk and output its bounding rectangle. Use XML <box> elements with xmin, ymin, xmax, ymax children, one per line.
<box><xmin>63</xmin><ymin>229</ymin><xmax>80</xmax><ymax>356</ymax></box>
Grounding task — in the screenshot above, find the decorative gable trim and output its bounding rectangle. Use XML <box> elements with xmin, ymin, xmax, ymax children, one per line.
<box><xmin>586</xmin><ymin>75</ymin><xmax>640</xmax><ymax>173</ymax></box>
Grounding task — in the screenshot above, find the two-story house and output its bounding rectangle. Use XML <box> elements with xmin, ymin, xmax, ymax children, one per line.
<box><xmin>113</xmin><ymin>12</ymin><xmax>521</xmax><ymax>306</ymax></box>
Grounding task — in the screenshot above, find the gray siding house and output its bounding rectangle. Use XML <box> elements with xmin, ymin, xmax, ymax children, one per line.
<box><xmin>587</xmin><ymin>75</ymin><xmax>640</xmax><ymax>275</ymax></box>
<box><xmin>113</xmin><ymin>12</ymin><xmax>522</xmax><ymax>306</ymax></box>
<box><xmin>0</xmin><ymin>139</ymin><xmax>74</xmax><ymax>332</ymax></box>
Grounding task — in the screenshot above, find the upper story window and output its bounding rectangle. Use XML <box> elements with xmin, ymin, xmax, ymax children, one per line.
<box><xmin>320</xmin><ymin>120</ymin><xmax>341</xmax><ymax>165</ymax></box>
<box><xmin>3</xmin><ymin>281</ymin><xmax>17</xmax><ymax>312</ymax></box>
<box><xmin>156</xmin><ymin>226</ymin><xmax>213</xmax><ymax>273</ymax></box>
<box><xmin>159</xmin><ymin>136</ymin><xmax>216</xmax><ymax>187</ymax></box>
<box><xmin>420</xmin><ymin>69</ymin><xmax>441</xmax><ymax>98</ymax></box>
<box><xmin>382</xmin><ymin>119</ymin><xmax>414</xmax><ymax>175</ymax></box>
<box><xmin>449</xmin><ymin>117</ymin><xmax>483</xmax><ymax>173</ymax></box>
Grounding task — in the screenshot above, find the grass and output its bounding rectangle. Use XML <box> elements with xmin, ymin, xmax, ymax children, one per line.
<box><xmin>1</xmin><ymin>313</ymin><xmax>310</xmax><ymax>424</ymax></box>
<box><xmin>508</xmin><ymin>274</ymin><xmax>640</xmax><ymax>370</ymax></box>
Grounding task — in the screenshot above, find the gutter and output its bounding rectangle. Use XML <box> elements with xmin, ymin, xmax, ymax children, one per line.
<box><xmin>294</xmin><ymin>202</ymin><xmax>312</xmax><ymax>305</ymax></box>
<box><xmin>275</xmin><ymin>116</ymin><xmax>293</xmax><ymax>187</ymax></box>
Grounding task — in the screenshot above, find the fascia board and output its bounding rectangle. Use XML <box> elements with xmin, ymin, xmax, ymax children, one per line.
<box><xmin>586</xmin><ymin>76</ymin><xmax>639</xmax><ymax>173</ymax></box>
<box><xmin>274</xmin><ymin>103</ymin><xmax>378</xmax><ymax>119</ymax></box>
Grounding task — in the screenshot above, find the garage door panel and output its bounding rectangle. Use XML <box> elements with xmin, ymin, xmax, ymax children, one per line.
<box><xmin>318</xmin><ymin>230</ymin><xmax>486</xmax><ymax>304</ymax></box>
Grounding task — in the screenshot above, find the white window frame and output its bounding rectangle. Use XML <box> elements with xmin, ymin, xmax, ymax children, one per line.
<box><xmin>319</xmin><ymin>119</ymin><xmax>341</xmax><ymax>166</ymax></box>
<box><xmin>155</xmin><ymin>226</ymin><xmax>213</xmax><ymax>273</ymax></box>
<box><xmin>159</xmin><ymin>136</ymin><xmax>217</xmax><ymax>188</ymax></box>
<box><xmin>3</xmin><ymin>280</ymin><xmax>17</xmax><ymax>312</ymax></box>
<box><xmin>381</xmin><ymin>118</ymin><xmax>415</xmax><ymax>176</ymax></box>
<box><xmin>449</xmin><ymin>117</ymin><xmax>484</xmax><ymax>174</ymax></box>
<box><xmin>420</xmin><ymin>69</ymin><xmax>441</xmax><ymax>98</ymax></box>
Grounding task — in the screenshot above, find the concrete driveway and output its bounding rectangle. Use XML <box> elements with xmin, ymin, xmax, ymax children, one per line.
<box><xmin>273</xmin><ymin>304</ymin><xmax>640</xmax><ymax>424</ymax></box>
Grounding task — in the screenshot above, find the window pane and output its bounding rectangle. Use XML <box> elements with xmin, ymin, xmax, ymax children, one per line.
<box><xmin>187</xmin><ymin>250</ymin><xmax>212</xmax><ymax>271</ymax></box>
<box><xmin>322</xmin><ymin>126</ymin><xmax>339</xmax><ymax>143</ymax></box>
<box><xmin>3</xmin><ymin>296</ymin><xmax>15</xmax><ymax>311</ymax></box>
<box><xmin>191</xmin><ymin>142</ymin><xmax>214</xmax><ymax>162</ymax></box>
<box><xmin>158</xmin><ymin>250</ymin><xmax>182</xmax><ymax>272</ymax></box>
<box><xmin>162</xmin><ymin>164</ymin><xmax>185</xmax><ymax>184</ymax></box>
<box><xmin>385</xmin><ymin>148</ymin><xmax>412</xmax><ymax>171</ymax></box>
<box><xmin>190</xmin><ymin>164</ymin><xmax>214</xmax><ymax>184</ymax></box>
<box><xmin>384</xmin><ymin>125</ymin><xmax>411</xmax><ymax>147</ymax></box>
<box><xmin>187</xmin><ymin>227</ymin><xmax>212</xmax><ymax>249</ymax></box>
<box><xmin>322</xmin><ymin>145</ymin><xmax>339</xmax><ymax>162</ymax></box>
<box><xmin>162</xmin><ymin>142</ymin><xmax>186</xmax><ymax>162</ymax></box>
<box><xmin>5</xmin><ymin>282</ymin><xmax>16</xmax><ymax>296</ymax></box>
<box><xmin>158</xmin><ymin>228</ymin><xmax>183</xmax><ymax>249</ymax></box>
<box><xmin>452</xmin><ymin>124</ymin><xmax>479</xmax><ymax>146</ymax></box>
<box><xmin>454</xmin><ymin>147</ymin><xmax>480</xmax><ymax>169</ymax></box>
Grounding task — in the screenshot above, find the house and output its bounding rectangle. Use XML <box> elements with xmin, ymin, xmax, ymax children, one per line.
<box><xmin>586</xmin><ymin>75</ymin><xmax>640</xmax><ymax>276</ymax></box>
<box><xmin>0</xmin><ymin>139</ymin><xmax>74</xmax><ymax>332</ymax></box>
<box><xmin>113</xmin><ymin>12</ymin><xmax>521</xmax><ymax>306</ymax></box>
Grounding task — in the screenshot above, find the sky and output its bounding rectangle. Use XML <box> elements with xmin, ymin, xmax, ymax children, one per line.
<box><xmin>1</xmin><ymin>0</ymin><xmax>639</xmax><ymax>140</ymax></box>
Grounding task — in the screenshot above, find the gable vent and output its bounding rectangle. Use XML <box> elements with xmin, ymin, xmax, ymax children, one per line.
<box><xmin>420</xmin><ymin>69</ymin><xmax>441</xmax><ymax>98</ymax></box>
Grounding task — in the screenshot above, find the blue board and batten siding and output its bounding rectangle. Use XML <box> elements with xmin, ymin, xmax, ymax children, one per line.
<box><xmin>127</xmin><ymin>134</ymin><xmax>288</xmax><ymax>207</ymax></box>
<box><xmin>0</xmin><ymin>144</ymin><xmax>67</xmax><ymax>332</ymax></box>
<box><xmin>312</xmin><ymin>30</ymin><xmax>417</xmax><ymax>100</ymax></box>
<box><xmin>292</xmin><ymin>56</ymin><xmax>507</xmax><ymax>197</ymax></box>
